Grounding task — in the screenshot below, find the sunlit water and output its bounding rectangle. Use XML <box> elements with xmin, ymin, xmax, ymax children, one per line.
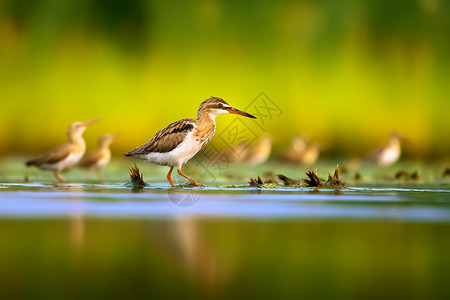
<box><xmin>1</xmin><ymin>182</ymin><xmax>449</xmax><ymax>222</ymax></box>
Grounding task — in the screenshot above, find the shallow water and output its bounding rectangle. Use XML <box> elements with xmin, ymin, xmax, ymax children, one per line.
<box><xmin>1</xmin><ymin>182</ymin><xmax>450</xmax><ymax>222</ymax></box>
<box><xmin>1</xmin><ymin>160</ymin><xmax>450</xmax><ymax>299</ymax></box>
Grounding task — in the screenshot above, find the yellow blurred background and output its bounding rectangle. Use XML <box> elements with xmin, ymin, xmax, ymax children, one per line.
<box><xmin>0</xmin><ymin>0</ymin><xmax>449</xmax><ymax>159</ymax></box>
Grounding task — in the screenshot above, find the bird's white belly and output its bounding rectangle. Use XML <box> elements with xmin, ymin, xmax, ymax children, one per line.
<box><xmin>144</xmin><ymin>131</ymin><xmax>204</xmax><ymax>167</ymax></box>
<box><xmin>41</xmin><ymin>152</ymin><xmax>84</xmax><ymax>171</ymax></box>
<box><xmin>379</xmin><ymin>148</ymin><xmax>400</xmax><ymax>165</ymax></box>
<box><xmin>96</xmin><ymin>153</ymin><xmax>111</xmax><ymax>169</ymax></box>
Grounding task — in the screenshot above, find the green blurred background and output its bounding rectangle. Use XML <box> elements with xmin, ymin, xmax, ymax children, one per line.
<box><xmin>0</xmin><ymin>0</ymin><xmax>449</xmax><ymax>159</ymax></box>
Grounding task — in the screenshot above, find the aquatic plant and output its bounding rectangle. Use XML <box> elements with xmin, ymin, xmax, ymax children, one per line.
<box><xmin>395</xmin><ymin>170</ymin><xmax>420</xmax><ymax>181</ymax></box>
<box><xmin>302</xmin><ymin>166</ymin><xmax>346</xmax><ymax>190</ymax></box>
<box><xmin>277</xmin><ymin>174</ymin><xmax>300</xmax><ymax>187</ymax></box>
<box><xmin>443</xmin><ymin>168</ymin><xmax>450</xmax><ymax>178</ymax></box>
<box><xmin>248</xmin><ymin>176</ymin><xmax>276</xmax><ymax>188</ymax></box>
<box><xmin>127</xmin><ymin>164</ymin><xmax>147</xmax><ymax>189</ymax></box>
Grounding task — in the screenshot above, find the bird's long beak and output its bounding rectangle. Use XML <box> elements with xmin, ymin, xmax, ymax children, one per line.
<box><xmin>83</xmin><ymin>118</ymin><xmax>100</xmax><ymax>127</ymax></box>
<box><xmin>112</xmin><ymin>133</ymin><xmax>123</xmax><ymax>139</ymax></box>
<box><xmin>226</xmin><ymin>107</ymin><xmax>257</xmax><ymax>119</ymax></box>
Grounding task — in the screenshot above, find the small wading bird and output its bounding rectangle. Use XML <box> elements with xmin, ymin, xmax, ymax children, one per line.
<box><xmin>283</xmin><ymin>134</ymin><xmax>306</xmax><ymax>163</ymax></box>
<box><xmin>224</xmin><ymin>135</ymin><xmax>272</xmax><ymax>166</ymax></box>
<box><xmin>243</xmin><ymin>135</ymin><xmax>273</xmax><ymax>166</ymax></box>
<box><xmin>26</xmin><ymin>119</ymin><xmax>99</xmax><ymax>182</ymax></box>
<box><xmin>297</xmin><ymin>142</ymin><xmax>321</xmax><ymax>165</ymax></box>
<box><xmin>364</xmin><ymin>131</ymin><xmax>405</xmax><ymax>166</ymax></box>
<box><xmin>124</xmin><ymin>97</ymin><xmax>257</xmax><ymax>187</ymax></box>
<box><xmin>282</xmin><ymin>135</ymin><xmax>321</xmax><ymax>166</ymax></box>
<box><xmin>77</xmin><ymin>134</ymin><xmax>121</xmax><ymax>180</ymax></box>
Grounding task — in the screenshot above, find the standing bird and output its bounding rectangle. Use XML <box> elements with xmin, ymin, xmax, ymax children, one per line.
<box><xmin>282</xmin><ymin>134</ymin><xmax>307</xmax><ymax>162</ymax></box>
<box><xmin>243</xmin><ymin>135</ymin><xmax>273</xmax><ymax>166</ymax></box>
<box><xmin>77</xmin><ymin>134</ymin><xmax>121</xmax><ymax>180</ymax></box>
<box><xmin>364</xmin><ymin>131</ymin><xmax>405</xmax><ymax>166</ymax></box>
<box><xmin>26</xmin><ymin>119</ymin><xmax>99</xmax><ymax>182</ymax></box>
<box><xmin>297</xmin><ymin>142</ymin><xmax>321</xmax><ymax>165</ymax></box>
<box><xmin>124</xmin><ymin>97</ymin><xmax>257</xmax><ymax>187</ymax></box>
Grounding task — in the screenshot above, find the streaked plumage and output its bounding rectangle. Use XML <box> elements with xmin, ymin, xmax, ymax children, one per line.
<box><xmin>77</xmin><ymin>134</ymin><xmax>120</xmax><ymax>180</ymax></box>
<box><xmin>26</xmin><ymin>119</ymin><xmax>99</xmax><ymax>182</ymax></box>
<box><xmin>365</xmin><ymin>131</ymin><xmax>405</xmax><ymax>166</ymax></box>
<box><xmin>124</xmin><ymin>97</ymin><xmax>257</xmax><ymax>187</ymax></box>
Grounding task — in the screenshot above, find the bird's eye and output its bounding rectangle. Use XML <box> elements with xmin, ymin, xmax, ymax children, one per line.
<box><xmin>217</xmin><ymin>103</ymin><xmax>223</xmax><ymax>108</ymax></box>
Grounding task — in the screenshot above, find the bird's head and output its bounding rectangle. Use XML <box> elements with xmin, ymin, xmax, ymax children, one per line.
<box><xmin>197</xmin><ymin>97</ymin><xmax>257</xmax><ymax>120</ymax></box>
<box><xmin>390</xmin><ymin>131</ymin><xmax>407</xmax><ymax>143</ymax></box>
<box><xmin>98</xmin><ymin>133</ymin><xmax>122</xmax><ymax>147</ymax></box>
<box><xmin>68</xmin><ymin>118</ymin><xmax>100</xmax><ymax>138</ymax></box>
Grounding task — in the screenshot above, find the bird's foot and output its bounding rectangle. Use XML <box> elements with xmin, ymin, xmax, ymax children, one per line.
<box><xmin>190</xmin><ymin>180</ymin><xmax>205</xmax><ymax>187</ymax></box>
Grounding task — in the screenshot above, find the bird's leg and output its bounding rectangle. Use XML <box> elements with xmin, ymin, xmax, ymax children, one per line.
<box><xmin>53</xmin><ymin>171</ymin><xmax>66</xmax><ymax>183</ymax></box>
<box><xmin>177</xmin><ymin>168</ymin><xmax>205</xmax><ymax>187</ymax></box>
<box><xmin>95</xmin><ymin>169</ymin><xmax>103</xmax><ymax>181</ymax></box>
<box><xmin>85</xmin><ymin>170</ymin><xmax>91</xmax><ymax>180</ymax></box>
<box><xmin>167</xmin><ymin>166</ymin><xmax>175</xmax><ymax>187</ymax></box>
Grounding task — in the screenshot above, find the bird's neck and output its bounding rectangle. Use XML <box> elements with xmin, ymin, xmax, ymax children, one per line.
<box><xmin>99</xmin><ymin>141</ymin><xmax>110</xmax><ymax>150</ymax></box>
<box><xmin>197</xmin><ymin>111</ymin><xmax>217</xmax><ymax>128</ymax></box>
<box><xmin>69</xmin><ymin>132</ymin><xmax>86</xmax><ymax>151</ymax></box>
<box><xmin>389</xmin><ymin>138</ymin><xmax>400</xmax><ymax>149</ymax></box>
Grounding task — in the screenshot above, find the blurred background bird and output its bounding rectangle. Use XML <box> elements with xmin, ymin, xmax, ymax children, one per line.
<box><xmin>281</xmin><ymin>135</ymin><xmax>321</xmax><ymax>166</ymax></box>
<box><xmin>364</xmin><ymin>131</ymin><xmax>405</xmax><ymax>166</ymax></box>
<box><xmin>282</xmin><ymin>134</ymin><xmax>307</xmax><ymax>163</ymax></box>
<box><xmin>77</xmin><ymin>133</ymin><xmax>121</xmax><ymax>180</ymax></box>
<box><xmin>242</xmin><ymin>135</ymin><xmax>273</xmax><ymax>166</ymax></box>
<box><xmin>297</xmin><ymin>142</ymin><xmax>321</xmax><ymax>166</ymax></box>
<box><xmin>25</xmin><ymin>119</ymin><xmax>99</xmax><ymax>182</ymax></box>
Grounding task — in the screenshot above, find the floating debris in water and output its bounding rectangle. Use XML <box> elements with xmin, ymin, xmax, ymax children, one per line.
<box><xmin>395</xmin><ymin>170</ymin><xmax>408</xmax><ymax>180</ymax></box>
<box><xmin>410</xmin><ymin>171</ymin><xmax>420</xmax><ymax>181</ymax></box>
<box><xmin>302</xmin><ymin>169</ymin><xmax>324</xmax><ymax>187</ymax></box>
<box><xmin>277</xmin><ymin>174</ymin><xmax>300</xmax><ymax>187</ymax></box>
<box><xmin>302</xmin><ymin>166</ymin><xmax>346</xmax><ymax>190</ymax></box>
<box><xmin>249</xmin><ymin>176</ymin><xmax>263</xmax><ymax>187</ymax></box>
<box><xmin>443</xmin><ymin>168</ymin><xmax>450</xmax><ymax>178</ymax></box>
<box><xmin>395</xmin><ymin>170</ymin><xmax>420</xmax><ymax>181</ymax></box>
<box><xmin>263</xmin><ymin>171</ymin><xmax>278</xmax><ymax>184</ymax></box>
<box><xmin>325</xmin><ymin>166</ymin><xmax>346</xmax><ymax>189</ymax></box>
<box><xmin>126</xmin><ymin>164</ymin><xmax>147</xmax><ymax>190</ymax></box>
<box><xmin>249</xmin><ymin>176</ymin><xmax>276</xmax><ymax>188</ymax></box>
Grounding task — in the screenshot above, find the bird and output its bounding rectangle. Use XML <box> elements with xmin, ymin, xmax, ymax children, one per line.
<box><xmin>282</xmin><ymin>135</ymin><xmax>320</xmax><ymax>166</ymax></box>
<box><xmin>77</xmin><ymin>133</ymin><xmax>121</xmax><ymax>180</ymax></box>
<box><xmin>297</xmin><ymin>142</ymin><xmax>321</xmax><ymax>165</ymax></box>
<box><xmin>26</xmin><ymin>119</ymin><xmax>99</xmax><ymax>182</ymax></box>
<box><xmin>282</xmin><ymin>134</ymin><xmax>307</xmax><ymax>162</ymax></box>
<box><xmin>243</xmin><ymin>135</ymin><xmax>273</xmax><ymax>166</ymax></box>
<box><xmin>123</xmin><ymin>97</ymin><xmax>257</xmax><ymax>187</ymax></box>
<box><xmin>364</xmin><ymin>131</ymin><xmax>405</xmax><ymax>166</ymax></box>
<box><xmin>223</xmin><ymin>141</ymin><xmax>250</xmax><ymax>164</ymax></box>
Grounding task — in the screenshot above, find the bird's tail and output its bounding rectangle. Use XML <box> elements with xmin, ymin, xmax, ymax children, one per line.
<box><xmin>123</xmin><ymin>150</ymin><xmax>136</xmax><ymax>157</ymax></box>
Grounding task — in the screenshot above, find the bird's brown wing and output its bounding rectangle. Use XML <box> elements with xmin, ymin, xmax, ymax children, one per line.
<box><xmin>364</xmin><ymin>144</ymin><xmax>385</xmax><ymax>163</ymax></box>
<box><xmin>77</xmin><ymin>149</ymin><xmax>102</xmax><ymax>168</ymax></box>
<box><xmin>26</xmin><ymin>144</ymin><xmax>73</xmax><ymax>166</ymax></box>
<box><xmin>124</xmin><ymin>119</ymin><xmax>195</xmax><ymax>156</ymax></box>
